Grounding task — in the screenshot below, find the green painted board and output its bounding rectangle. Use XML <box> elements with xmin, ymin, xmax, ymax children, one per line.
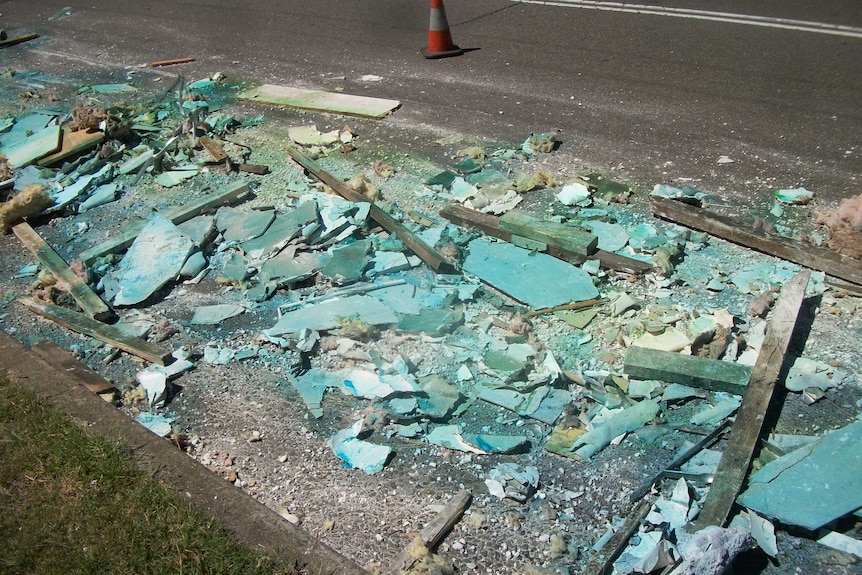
<box><xmin>499</xmin><ymin>210</ymin><xmax>598</xmax><ymax>256</ymax></box>
<box><xmin>623</xmin><ymin>346</ymin><xmax>751</xmax><ymax>395</ymax></box>
<box><xmin>5</xmin><ymin>125</ymin><xmax>62</xmax><ymax>168</ymax></box>
<box><xmin>238</xmin><ymin>84</ymin><xmax>401</xmax><ymax>119</ymax></box>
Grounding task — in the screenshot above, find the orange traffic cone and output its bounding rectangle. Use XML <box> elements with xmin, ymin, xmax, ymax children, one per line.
<box><xmin>422</xmin><ymin>0</ymin><xmax>463</xmax><ymax>59</ymax></box>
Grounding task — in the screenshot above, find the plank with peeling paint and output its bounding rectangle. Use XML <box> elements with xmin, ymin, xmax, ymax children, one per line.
<box><xmin>19</xmin><ymin>298</ymin><xmax>173</xmax><ymax>366</ymax></box>
<box><xmin>694</xmin><ymin>269</ymin><xmax>811</xmax><ymax>529</ymax></box>
<box><xmin>239</xmin><ymin>84</ymin><xmax>400</xmax><ymax>119</ymax></box>
<box><xmin>13</xmin><ymin>222</ymin><xmax>113</xmax><ymax>321</ymax></box>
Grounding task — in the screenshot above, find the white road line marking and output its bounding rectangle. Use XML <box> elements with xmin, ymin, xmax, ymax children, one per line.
<box><xmin>512</xmin><ymin>0</ymin><xmax>862</xmax><ymax>39</ymax></box>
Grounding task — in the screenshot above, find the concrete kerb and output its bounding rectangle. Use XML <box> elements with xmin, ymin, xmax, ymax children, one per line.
<box><xmin>0</xmin><ymin>329</ymin><xmax>369</xmax><ymax>575</ymax></box>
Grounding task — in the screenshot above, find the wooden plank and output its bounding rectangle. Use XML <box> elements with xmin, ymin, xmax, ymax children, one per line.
<box><xmin>499</xmin><ymin>209</ymin><xmax>598</xmax><ymax>256</ymax></box>
<box><xmin>19</xmin><ymin>298</ymin><xmax>174</xmax><ymax>366</ymax></box>
<box><xmin>30</xmin><ymin>339</ymin><xmax>115</xmax><ymax>394</ymax></box>
<box><xmin>384</xmin><ymin>490</ymin><xmax>472</xmax><ymax>575</ymax></box>
<box><xmin>37</xmin><ymin>127</ymin><xmax>104</xmax><ymax>167</ymax></box>
<box><xmin>199</xmin><ymin>136</ymin><xmax>228</xmax><ymax>162</ymax></box>
<box><xmin>623</xmin><ymin>346</ymin><xmax>752</xmax><ymax>395</ymax></box>
<box><xmin>694</xmin><ymin>269</ymin><xmax>810</xmax><ymax>529</ymax></box>
<box><xmin>651</xmin><ymin>196</ymin><xmax>862</xmax><ymax>286</ymax></box>
<box><xmin>286</xmin><ymin>146</ymin><xmax>458</xmax><ymax>274</ymax></box>
<box><xmin>440</xmin><ymin>203</ymin><xmax>653</xmax><ymax>275</ymax></box>
<box><xmin>0</xmin><ymin>33</ymin><xmax>39</xmax><ymax>49</ymax></box>
<box><xmin>150</xmin><ymin>57</ymin><xmax>195</xmax><ymax>67</ymax></box>
<box><xmin>239</xmin><ymin>84</ymin><xmax>401</xmax><ymax>119</ymax></box>
<box><xmin>79</xmin><ymin>181</ymin><xmax>250</xmax><ymax>265</ymax></box>
<box><xmin>584</xmin><ymin>497</ymin><xmax>653</xmax><ymax>575</ymax></box>
<box><xmin>13</xmin><ymin>222</ymin><xmax>114</xmax><ymax>322</ymax></box>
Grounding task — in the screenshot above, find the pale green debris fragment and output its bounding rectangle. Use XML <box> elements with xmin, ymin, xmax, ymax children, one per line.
<box><xmin>291</xmin><ymin>368</ymin><xmax>341</xmax><ymax>418</ymax></box>
<box><xmin>79</xmin><ymin>182</ymin><xmax>119</xmax><ymax>212</ymax></box>
<box><xmin>587</xmin><ymin>220</ymin><xmax>629</xmax><ymax>252</ymax></box>
<box><xmin>417</xmin><ymin>375</ymin><xmax>461</xmax><ymax>418</ymax></box>
<box><xmin>628</xmin><ymin>379</ymin><xmax>663</xmax><ymax>400</ymax></box>
<box><xmin>155</xmin><ymin>167</ymin><xmax>198</xmax><ymax>187</ymax></box>
<box><xmin>396</xmin><ymin>306</ymin><xmax>464</xmax><ymax>336</ymax></box>
<box><xmin>84</xmin><ymin>83</ymin><xmax>138</xmax><ymax>94</ymax></box>
<box><xmin>571</xmin><ymin>399</ymin><xmax>661</xmax><ymax>459</ymax></box>
<box><xmin>662</xmin><ymin>383</ymin><xmax>707</xmax><ymax>402</ymax></box>
<box><xmin>775</xmin><ymin>187</ymin><xmax>813</xmax><ymax>205</ymax></box>
<box><xmin>691</xmin><ymin>396</ymin><xmax>741</xmax><ymax>425</ymax></box>
<box><xmin>737</xmin><ymin>420</ymin><xmax>862</xmax><ymax>530</ymax></box>
<box><xmin>203</xmin><ymin>345</ymin><xmax>235</xmax><ymax>364</ymax></box>
<box><xmin>135</xmin><ymin>412</ymin><xmax>174</xmax><ymax>437</ymax></box>
<box><xmin>342</xmin><ymin>368</ymin><xmax>418</xmax><ymax>399</ymax></box>
<box><xmin>611</xmin><ymin>292</ymin><xmax>639</xmax><ymax>316</ymax></box>
<box><xmin>631</xmin><ymin>328</ymin><xmax>690</xmax><ymax>352</ymax></box>
<box><xmin>556</xmin><ymin>182</ymin><xmax>590</xmax><ymax>206</ymax></box>
<box><xmin>190</xmin><ymin>304</ymin><xmax>245</xmax><ymax>325</ymax></box>
<box><xmin>463</xmin><ymin>237</ymin><xmax>599</xmax><ymax>309</ymax></box>
<box><xmin>425</xmin><ymin>425</ymin><xmax>529</xmax><ymax>454</ymax></box>
<box><xmin>784</xmin><ymin>356</ymin><xmax>842</xmax><ymax>392</ymax></box>
<box><xmin>328</xmin><ymin>420</ymin><xmax>392</xmax><ymax>475</ymax></box>
<box><xmin>287</xmin><ymin>125</ymin><xmax>340</xmax><ymax>146</ymax></box>
<box><xmin>216</xmin><ymin>206</ymin><xmax>276</xmax><ymax>243</ymax></box>
<box><xmin>111</xmin><ymin>213</ymin><xmax>195</xmax><ymax>306</ymax></box>
<box><xmin>265</xmin><ymin>295</ymin><xmax>398</xmax><ymax>336</ymax></box>
<box><xmin>628</xmin><ymin>223</ymin><xmax>667</xmax><ymax>250</ymax></box>
<box><xmin>118</xmin><ymin>148</ymin><xmax>154</xmax><ymax>175</ymax></box>
<box><xmin>5</xmin><ymin>124</ymin><xmax>62</xmax><ymax>168</ymax></box>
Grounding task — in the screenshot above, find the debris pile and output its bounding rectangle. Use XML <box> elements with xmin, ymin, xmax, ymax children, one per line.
<box><xmin>1</xmin><ymin>71</ymin><xmax>861</xmax><ymax>575</ymax></box>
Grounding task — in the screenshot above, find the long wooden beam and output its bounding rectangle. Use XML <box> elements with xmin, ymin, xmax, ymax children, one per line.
<box><xmin>13</xmin><ymin>222</ymin><xmax>114</xmax><ymax>321</ymax></box>
<box><xmin>694</xmin><ymin>269</ymin><xmax>810</xmax><ymax>529</ymax></box>
<box><xmin>79</xmin><ymin>181</ymin><xmax>249</xmax><ymax>265</ymax></box>
<box><xmin>286</xmin><ymin>146</ymin><xmax>458</xmax><ymax>274</ymax></box>
<box><xmin>440</xmin><ymin>203</ymin><xmax>653</xmax><ymax>275</ymax></box>
<box><xmin>651</xmin><ymin>196</ymin><xmax>862</xmax><ymax>286</ymax></box>
<box><xmin>19</xmin><ymin>298</ymin><xmax>173</xmax><ymax>366</ymax></box>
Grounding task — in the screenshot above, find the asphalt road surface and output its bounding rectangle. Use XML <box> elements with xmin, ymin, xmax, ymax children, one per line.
<box><xmin>3</xmin><ymin>0</ymin><xmax>861</xmax><ymax>203</ymax></box>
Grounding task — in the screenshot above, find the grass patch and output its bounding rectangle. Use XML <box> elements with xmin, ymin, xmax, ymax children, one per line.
<box><xmin>0</xmin><ymin>377</ymin><xmax>301</xmax><ymax>575</ymax></box>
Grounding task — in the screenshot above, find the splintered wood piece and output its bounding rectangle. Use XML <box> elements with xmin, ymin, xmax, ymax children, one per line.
<box><xmin>20</xmin><ymin>298</ymin><xmax>173</xmax><ymax>366</ymax></box>
<box><xmin>499</xmin><ymin>209</ymin><xmax>598</xmax><ymax>256</ymax></box>
<box><xmin>199</xmin><ymin>136</ymin><xmax>228</xmax><ymax>162</ymax></box>
<box><xmin>30</xmin><ymin>339</ymin><xmax>115</xmax><ymax>394</ymax></box>
<box><xmin>623</xmin><ymin>346</ymin><xmax>752</xmax><ymax>395</ymax></box>
<box><xmin>79</xmin><ymin>181</ymin><xmax>249</xmax><ymax>265</ymax></box>
<box><xmin>286</xmin><ymin>146</ymin><xmax>458</xmax><ymax>274</ymax></box>
<box><xmin>694</xmin><ymin>269</ymin><xmax>811</xmax><ymax>529</ymax></box>
<box><xmin>650</xmin><ymin>196</ymin><xmax>862</xmax><ymax>286</ymax></box>
<box><xmin>384</xmin><ymin>490</ymin><xmax>472</xmax><ymax>575</ymax></box>
<box><xmin>440</xmin><ymin>203</ymin><xmax>652</xmax><ymax>275</ymax></box>
<box><xmin>37</xmin><ymin>127</ymin><xmax>104</xmax><ymax>167</ymax></box>
<box><xmin>150</xmin><ymin>57</ymin><xmax>195</xmax><ymax>67</ymax></box>
<box><xmin>13</xmin><ymin>222</ymin><xmax>113</xmax><ymax>321</ymax></box>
